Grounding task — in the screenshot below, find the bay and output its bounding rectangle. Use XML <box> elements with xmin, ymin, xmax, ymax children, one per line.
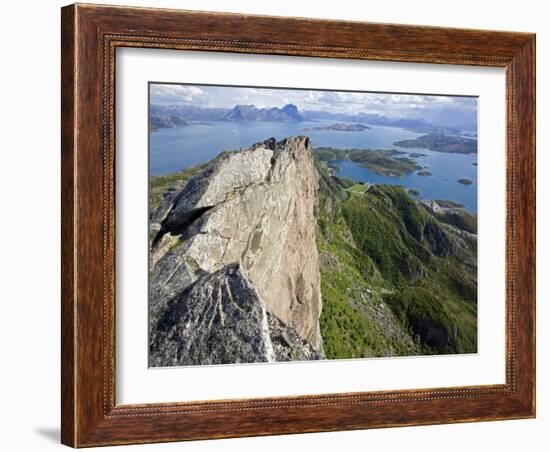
<box><xmin>150</xmin><ymin>120</ymin><xmax>477</xmax><ymax>212</ymax></box>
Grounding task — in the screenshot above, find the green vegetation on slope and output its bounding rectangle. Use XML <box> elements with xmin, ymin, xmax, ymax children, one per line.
<box><xmin>435</xmin><ymin>200</ymin><xmax>465</xmax><ymax>209</ymax></box>
<box><xmin>150</xmin><ymin>164</ymin><xmax>208</xmax><ymax>210</ymax></box>
<box><xmin>432</xmin><ymin>209</ymin><xmax>478</xmax><ymax>234</ymax></box>
<box><xmin>316</xmin><ymin>160</ymin><xmax>419</xmax><ymax>358</ymax></box>
<box><xmin>347</xmin><ymin>183</ymin><xmax>370</xmax><ymax>193</ymax></box>
<box><xmin>314</xmin><ymin>147</ymin><xmax>348</xmax><ymax>161</ymax></box>
<box><xmin>316</xmin><ymin>159</ymin><xmax>478</xmax><ymax>358</ymax></box>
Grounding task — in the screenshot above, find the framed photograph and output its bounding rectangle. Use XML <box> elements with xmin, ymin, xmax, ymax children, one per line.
<box><xmin>61</xmin><ymin>4</ymin><xmax>536</xmax><ymax>447</ymax></box>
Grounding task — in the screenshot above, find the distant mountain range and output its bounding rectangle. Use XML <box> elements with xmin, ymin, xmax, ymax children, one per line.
<box><xmin>225</xmin><ymin>104</ymin><xmax>302</xmax><ymax>121</ymax></box>
<box><xmin>149</xmin><ymin>104</ymin><xmax>229</xmax><ymax>122</ymax></box>
<box><xmin>149</xmin><ymin>102</ymin><xmax>473</xmax><ymax>134</ymax></box>
<box><xmin>303</xmin><ymin>110</ymin><xmax>470</xmax><ymax>134</ymax></box>
<box><xmin>149</xmin><ymin>114</ymin><xmax>189</xmax><ymax>129</ymax></box>
<box><xmin>150</xmin><ymin>103</ymin><xmax>302</xmax><ymax>128</ymax></box>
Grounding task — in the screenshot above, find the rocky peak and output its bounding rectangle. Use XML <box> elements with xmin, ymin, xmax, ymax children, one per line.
<box><xmin>223</xmin><ymin>104</ymin><xmax>303</xmax><ymax>122</ymax></box>
<box><xmin>281</xmin><ymin>103</ymin><xmax>300</xmax><ymax>118</ymax></box>
<box><xmin>150</xmin><ymin>136</ymin><xmax>323</xmax><ymax>366</ymax></box>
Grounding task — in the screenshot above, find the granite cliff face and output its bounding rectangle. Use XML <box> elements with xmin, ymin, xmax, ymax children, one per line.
<box><xmin>149</xmin><ymin>137</ymin><xmax>323</xmax><ymax>366</ymax></box>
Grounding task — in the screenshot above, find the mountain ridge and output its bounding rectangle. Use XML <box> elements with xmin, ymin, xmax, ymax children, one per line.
<box><xmin>149</xmin><ymin>102</ymin><xmax>473</xmax><ymax>134</ymax></box>
<box><xmin>224</xmin><ymin>103</ymin><xmax>302</xmax><ymax>121</ymax></box>
<box><xmin>149</xmin><ymin>136</ymin><xmax>478</xmax><ymax>364</ymax></box>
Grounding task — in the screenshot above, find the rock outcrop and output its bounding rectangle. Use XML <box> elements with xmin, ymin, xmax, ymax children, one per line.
<box><xmin>149</xmin><ymin>136</ymin><xmax>323</xmax><ymax>366</ymax></box>
<box><xmin>150</xmin><ymin>264</ymin><xmax>275</xmax><ymax>366</ymax></box>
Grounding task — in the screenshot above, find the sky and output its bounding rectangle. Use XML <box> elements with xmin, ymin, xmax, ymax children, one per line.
<box><xmin>150</xmin><ymin>83</ymin><xmax>477</xmax><ymax>128</ymax></box>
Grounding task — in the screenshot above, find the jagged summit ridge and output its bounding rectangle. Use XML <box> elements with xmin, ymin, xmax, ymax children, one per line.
<box><xmin>150</xmin><ymin>136</ymin><xmax>323</xmax><ymax>366</ymax></box>
<box><xmin>224</xmin><ymin>104</ymin><xmax>303</xmax><ymax>122</ymax></box>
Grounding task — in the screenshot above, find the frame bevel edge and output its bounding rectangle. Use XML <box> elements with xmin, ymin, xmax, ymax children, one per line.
<box><xmin>61</xmin><ymin>3</ymin><xmax>77</xmax><ymax>448</ymax></box>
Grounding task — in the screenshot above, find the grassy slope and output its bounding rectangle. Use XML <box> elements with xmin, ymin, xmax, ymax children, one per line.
<box><xmin>316</xmin><ymin>160</ymin><xmax>478</xmax><ymax>358</ymax></box>
<box><xmin>316</xmin><ymin>160</ymin><xmax>419</xmax><ymax>358</ymax></box>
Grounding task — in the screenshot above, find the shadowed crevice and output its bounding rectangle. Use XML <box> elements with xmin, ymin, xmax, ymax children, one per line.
<box><xmin>152</xmin><ymin>205</ymin><xmax>214</xmax><ymax>247</ymax></box>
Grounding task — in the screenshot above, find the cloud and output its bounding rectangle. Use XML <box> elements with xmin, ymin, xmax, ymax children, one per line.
<box><xmin>150</xmin><ymin>85</ymin><xmax>205</xmax><ymax>104</ymax></box>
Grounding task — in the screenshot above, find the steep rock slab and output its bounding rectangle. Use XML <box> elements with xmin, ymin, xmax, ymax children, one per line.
<box><xmin>150</xmin><ymin>264</ymin><xmax>275</xmax><ymax>366</ymax></box>
<box><xmin>150</xmin><ymin>136</ymin><xmax>323</xmax><ymax>352</ymax></box>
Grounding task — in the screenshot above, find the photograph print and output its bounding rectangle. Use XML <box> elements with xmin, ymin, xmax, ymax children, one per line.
<box><xmin>148</xmin><ymin>83</ymin><xmax>478</xmax><ymax>367</ymax></box>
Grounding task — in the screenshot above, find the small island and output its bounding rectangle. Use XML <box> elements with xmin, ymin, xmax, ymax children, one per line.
<box><xmin>417</xmin><ymin>170</ymin><xmax>433</xmax><ymax>176</ymax></box>
<box><xmin>457</xmin><ymin>178</ymin><xmax>473</xmax><ymax>185</ymax></box>
<box><xmin>408</xmin><ymin>188</ymin><xmax>421</xmax><ymax>196</ymax></box>
<box><xmin>394</xmin><ymin>132</ymin><xmax>477</xmax><ymax>154</ymax></box>
<box><xmin>314</xmin><ymin>147</ymin><xmax>421</xmax><ymax>177</ymax></box>
<box><xmin>352</xmin><ymin>153</ymin><xmax>421</xmax><ymax>176</ymax></box>
<box><xmin>408</xmin><ymin>152</ymin><xmax>428</xmax><ymax>158</ymax></box>
<box><xmin>303</xmin><ymin>123</ymin><xmax>371</xmax><ymax>132</ymax></box>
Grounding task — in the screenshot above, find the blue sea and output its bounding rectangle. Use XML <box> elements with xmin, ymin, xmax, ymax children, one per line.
<box><xmin>150</xmin><ymin>121</ymin><xmax>477</xmax><ymax>212</ymax></box>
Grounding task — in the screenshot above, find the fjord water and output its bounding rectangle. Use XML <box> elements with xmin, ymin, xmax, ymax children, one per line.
<box><xmin>150</xmin><ymin>121</ymin><xmax>419</xmax><ymax>172</ymax></box>
<box><xmin>150</xmin><ymin>120</ymin><xmax>477</xmax><ymax>212</ymax></box>
<box><xmin>331</xmin><ymin>151</ymin><xmax>477</xmax><ymax>212</ymax></box>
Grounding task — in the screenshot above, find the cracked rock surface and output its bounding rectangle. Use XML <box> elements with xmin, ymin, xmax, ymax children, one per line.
<box><xmin>149</xmin><ymin>137</ymin><xmax>324</xmax><ymax>366</ymax></box>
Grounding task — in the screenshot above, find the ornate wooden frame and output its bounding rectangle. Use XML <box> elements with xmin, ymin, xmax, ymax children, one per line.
<box><xmin>61</xmin><ymin>3</ymin><xmax>536</xmax><ymax>447</ymax></box>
